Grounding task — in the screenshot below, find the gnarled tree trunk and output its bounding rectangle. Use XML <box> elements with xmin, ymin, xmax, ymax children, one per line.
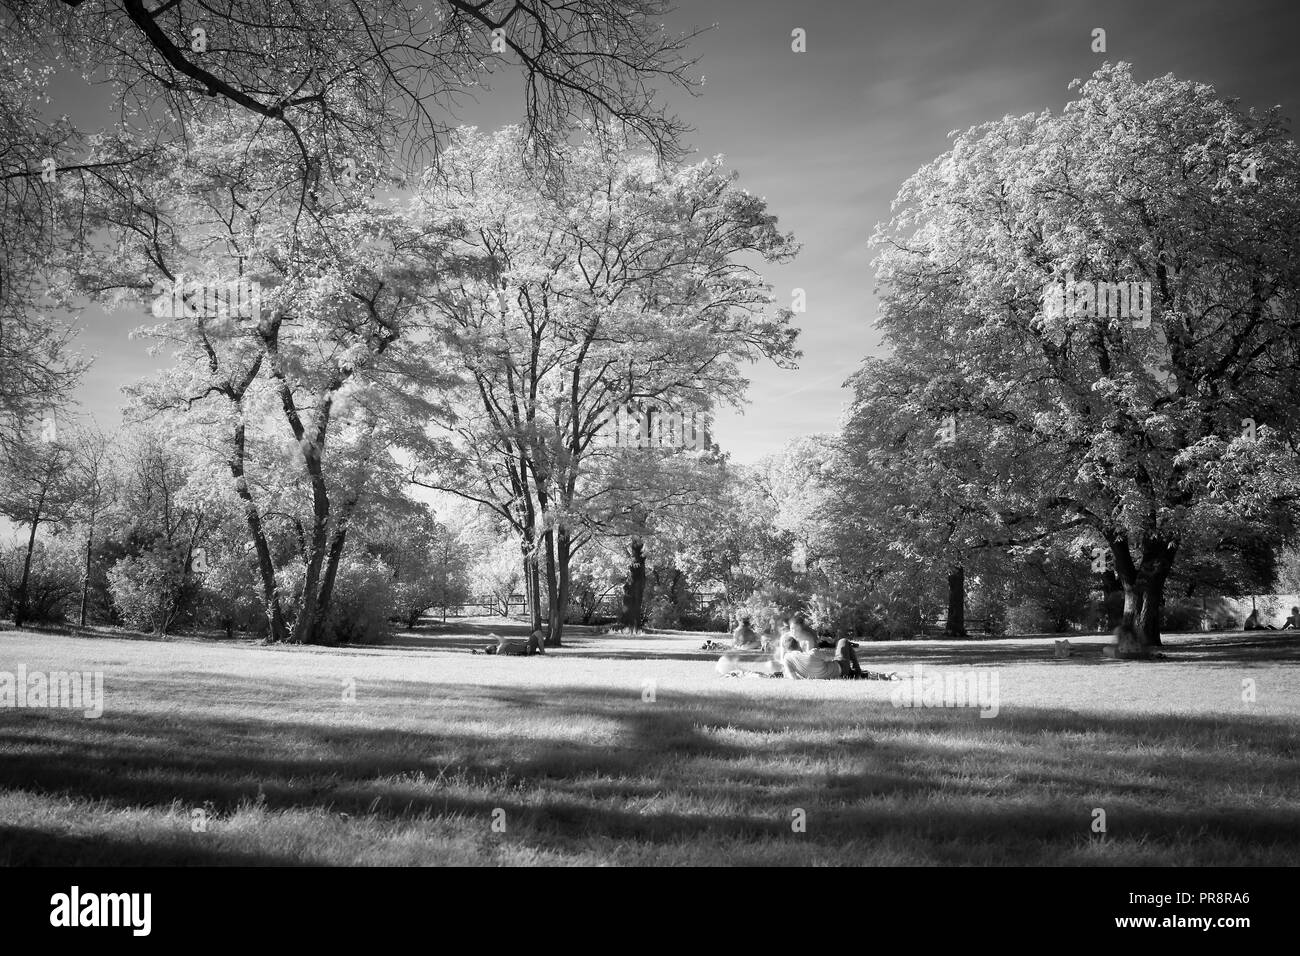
<box><xmin>621</xmin><ymin>537</ymin><xmax>647</xmax><ymax>632</ymax></box>
<box><xmin>1110</xmin><ymin>534</ymin><xmax>1178</xmax><ymax>656</ymax></box>
<box><xmin>945</xmin><ymin>563</ymin><xmax>967</xmax><ymax>637</ymax></box>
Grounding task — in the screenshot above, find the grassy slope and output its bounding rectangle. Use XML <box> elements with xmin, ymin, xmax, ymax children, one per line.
<box><xmin>1</xmin><ymin>624</ymin><xmax>1297</xmax><ymax>865</ymax></box>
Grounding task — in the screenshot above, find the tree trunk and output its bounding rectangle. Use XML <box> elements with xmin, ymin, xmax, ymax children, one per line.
<box><xmin>1119</xmin><ymin>579</ymin><xmax>1167</xmax><ymax>651</ymax></box>
<box><xmin>1100</xmin><ymin>568</ymin><xmax>1123</xmax><ymax>631</ymax></box>
<box><xmin>229</xmin><ymin>417</ymin><xmax>289</xmax><ymax>643</ymax></box>
<box><xmin>527</xmin><ymin>554</ymin><xmax>539</xmax><ymax>628</ymax></box>
<box><xmin>309</xmin><ymin>503</ymin><xmax>353</xmax><ymax>645</ymax></box>
<box><xmin>944</xmin><ymin>563</ymin><xmax>967</xmax><ymax>637</ymax></box>
<box><xmin>621</xmin><ymin>537</ymin><xmax>647</xmax><ymax>632</ymax></box>
<box><xmin>249</xmin><ymin>522</ymin><xmax>289</xmax><ymax>643</ymax></box>
<box><xmin>543</xmin><ymin>536</ymin><xmax>557</xmax><ymax>645</ymax></box>
<box><xmin>521</xmin><ymin>537</ymin><xmax>542</xmax><ymax>632</ymax></box>
<box><xmin>543</xmin><ymin>527</ymin><xmax>569</xmax><ymax>647</ymax></box>
<box><xmin>555</xmin><ymin>527</ymin><xmax>572</xmax><ymax>641</ymax></box>
<box><xmin>1111</xmin><ymin>535</ymin><xmax>1177</xmax><ymax>656</ymax></box>
<box><xmin>291</xmin><ymin>488</ymin><xmax>332</xmax><ymax>644</ymax></box>
<box><xmin>79</xmin><ymin>528</ymin><xmax>94</xmax><ymax>628</ymax></box>
<box><xmin>14</xmin><ymin>515</ymin><xmax>41</xmax><ymax>628</ymax></box>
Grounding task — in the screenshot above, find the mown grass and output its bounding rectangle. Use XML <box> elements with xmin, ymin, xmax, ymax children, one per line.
<box><xmin>1</xmin><ymin>624</ymin><xmax>1297</xmax><ymax>865</ymax></box>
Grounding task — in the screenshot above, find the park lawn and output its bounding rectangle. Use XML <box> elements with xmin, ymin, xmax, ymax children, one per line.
<box><xmin>0</xmin><ymin>624</ymin><xmax>1297</xmax><ymax>865</ymax></box>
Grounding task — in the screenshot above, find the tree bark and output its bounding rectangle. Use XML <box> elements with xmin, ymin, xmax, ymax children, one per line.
<box><xmin>543</xmin><ymin>527</ymin><xmax>569</xmax><ymax>647</ymax></box>
<box><xmin>1111</xmin><ymin>534</ymin><xmax>1177</xmax><ymax>655</ymax></box>
<box><xmin>14</xmin><ymin>512</ymin><xmax>41</xmax><ymax>628</ymax></box>
<box><xmin>229</xmin><ymin>417</ymin><xmax>289</xmax><ymax>643</ymax></box>
<box><xmin>309</xmin><ymin>500</ymin><xmax>354</xmax><ymax>645</ymax></box>
<box><xmin>291</xmin><ymin>489</ymin><xmax>331</xmax><ymax>644</ymax></box>
<box><xmin>543</xmin><ymin>531</ymin><xmax>557</xmax><ymax>644</ymax></box>
<box><xmin>1100</xmin><ymin>568</ymin><xmax>1123</xmax><ymax>631</ymax></box>
<box><xmin>521</xmin><ymin>536</ymin><xmax>542</xmax><ymax>631</ymax></box>
<box><xmin>944</xmin><ymin>563</ymin><xmax>967</xmax><ymax>637</ymax></box>
<box><xmin>621</xmin><ymin>537</ymin><xmax>647</xmax><ymax>632</ymax></box>
<box><xmin>79</xmin><ymin>528</ymin><xmax>93</xmax><ymax>628</ymax></box>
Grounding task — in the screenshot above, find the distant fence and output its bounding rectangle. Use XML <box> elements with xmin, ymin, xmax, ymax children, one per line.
<box><xmin>582</xmin><ymin>590</ymin><xmax>726</xmax><ymax>622</ymax></box>
<box><xmin>429</xmin><ymin>594</ymin><xmax>527</xmax><ymax>619</ymax></box>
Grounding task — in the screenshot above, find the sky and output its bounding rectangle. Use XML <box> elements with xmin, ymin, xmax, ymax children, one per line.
<box><xmin>32</xmin><ymin>0</ymin><xmax>1300</xmax><ymax>464</ymax></box>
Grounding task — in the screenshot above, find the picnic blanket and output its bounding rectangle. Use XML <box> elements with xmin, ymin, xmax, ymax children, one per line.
<box><xmin>718</xmin><ymin>667</ymin><xmax>901</xmax><ymax>681</ymax></box>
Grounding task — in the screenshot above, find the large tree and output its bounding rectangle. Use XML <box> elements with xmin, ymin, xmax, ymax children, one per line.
<box><xmin>868</xmin><ymin>63</ymin><xmax>1300</xmax><ymax>654</ymax></box>
<box><xmin>414</xmin><ymin>127</ymin><xmax>798</xmax><ymax>644</ymax></box>
<box><xmin>5</xmin><ymin>0</ymin><xmax>703</xmax><ymax>444</ymax></box>
<box><xmin>79</xmin><ymin>109</ymin><xmax>453</xmax><ymax>643</ymax></box>
<box><xmin>15</xmin><ymin>1</ymin><xmax>700</xmax><ymax>171</ymax></box>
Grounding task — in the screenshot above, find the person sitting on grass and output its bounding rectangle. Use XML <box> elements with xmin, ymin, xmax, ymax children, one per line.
<box><xmin>480</xmin><ymin>630</ymin><xmax>546</xmax><ymax>655</ymax></box>
<box><xmin>1282</xmin><ymin>607</ymin><xmax>1300</xmax><ymax>630</ymax></box>
<box><xmin>778</xmin><ymin>634</ymin><xmax>866</xmax><ymax>680</ymax></box>
<box><xmin>787</xmin><ymin>612</ymin><xmax>831</xmax><ymax>650</ymax></box>
<box><xmin>758</xmin><ymin>616</ymin><xmax>784</xmax><ymax>653</ymax></box>
<box><xmin>731</xmin><ymin>616</ymin><xmax>762</xmax><ymax>649</ymax></box>
<box><xmin>1243</xmin><ymin>609</ymin><xmax>1277</xmax><ymax>631</ymax></box>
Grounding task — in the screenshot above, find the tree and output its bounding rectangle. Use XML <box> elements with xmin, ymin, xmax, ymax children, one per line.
<box><xmin>0</xmin><ymin>439</ymin><xmax>78</xmax><ymax>627</ymax></box>
<box><xmin>0</xmin><ymin>25</ymin><xmax>89</xmax><ymax>452</ymax></box>
<box><xmin>868</xmin><ymin>63</ymin><xmax>1300</xmax><ymax>654</ymax></box>
<box><xmin>415</xmin><ymin>127</ymin><xmax>798</xmax><ymax>644</ymax></box>
<box><xmin>467</xmin><ymin>530</ymin><xmax>526</xmax><ymax>618</ymax></box>
<box><xmin>76</xmin><ymin>108</ymin><xmax>453</xmax><ymax>643</ymax></box>
<box><xmin>67</xmin><ymin>428</ymin><xmax>118</xmax><ymax>627</ymax></box>
<box><xmin>14</xmin><ymin>0</ymin><xmax>701</xmax><ymax>188</ymax></box>
<box><xmin>104</xmin><ymin>427</ymin><xmax>213</xmax><ymax>634</ymax></box>
<box><xmin>672</xmin><ymin>457</ymin><xmax>799</xmax><ymax>617</ymax></box>
<box><xmin>836</xmin><ymin>364</ymin><xmax>1066</xmax><ymax>638</ymax></box>
<box><xmin>0</xmin><ymin>538</ymin><xmax>81</xmax><ymax>625</ymax></box>
<box><xmin>360</xmin><ymin>507</ymin><xmax>468</xmax><ymax>628</ymax></box>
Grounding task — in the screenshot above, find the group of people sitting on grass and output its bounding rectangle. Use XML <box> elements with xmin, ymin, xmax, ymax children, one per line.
<box><xmin>712</xmin><ymin>613</ymin><xmax>885</xmax><ymax>681</ymax></box>
<box><xmin>1243</xmin><ymin>605</ymin><xmax>1300</xmax><ymax>631</ymax></box>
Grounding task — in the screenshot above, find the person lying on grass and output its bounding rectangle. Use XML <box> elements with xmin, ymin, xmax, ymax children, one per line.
<box><xmin>778</xmin><ymin>634</ymin><xmax>867</xmax><ymax>680</ymax></box>
<box><xmin>478</xmin><ymin>630</ymin><xmax>546</xmax><ymax>655</ymax></box>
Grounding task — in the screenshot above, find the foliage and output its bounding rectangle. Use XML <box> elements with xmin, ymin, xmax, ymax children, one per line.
<box><xmin>107</xmin><ymin>543</ymin><xmax>201</xmax><ymax>634</ymax></box>
<box><xmin>1005</xmin><ymin>601</ymin><xmax>1055</xmax><ymax>636</ymax></box>
<box><xmin>0</xmin><ymin>540</ymin><xmax>81</xmax><ymax>624</ymax></box>
<box><xmin>319</xmin><ymin>554</ymin><xmax>399</xmax><ymax>645</ymax></box>
<box><xmin>862</xmin><ymin>63</ymin><xmax>1300</xmax><ymax>648</ymax></box>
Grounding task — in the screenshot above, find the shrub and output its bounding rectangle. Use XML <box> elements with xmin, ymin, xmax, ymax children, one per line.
<box><xmin>1005</xmin><ymin>600</ymin><xmax>1054</xmax><ymax>636</ymax></box>
<box><xmin>803</xmin><ymin>590</ymin><xmax>880</xmax><ymax>638</ymax></box>
<box><xmin>735</xmin><ymin>583</ymin><xmax>803</xmax><ymax>636</ymax></box>
<box><xmin>319</xmin><ymin>553</ymin><xmax>397</xmax><ymax>645</ymax></box>
<box><xmin>391</xmin><ymin>577</ymin><xmax>443</xmax><ymax>629</ymax></box>
<box><xmin>107</xmin><ymin>544</ymin><xmax>201</xmax><ymax>634</ymax></box>
<box><xmin>645</xmin><ymin>592</ymin><xmax>684</xmax><ymax>629</ymax></box>
<box><xmin>1162</xmin><ymin>600</ymin><xmax>1204</xmax><ymax>633</ymax></box>
<box><xmin>0</xmin><ymin>540</ymin><xmax>82</xmax><ymax>625</ymax></box>
<box><xmin>198</xmin><ymin>554</ymin><xmax>268</xmax><ymax>638</ymax></box>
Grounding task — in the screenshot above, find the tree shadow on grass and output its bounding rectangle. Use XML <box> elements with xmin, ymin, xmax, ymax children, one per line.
<box><xmin>0</xmin><ymin>824</ymin><xmax>308</xmax><ymax>866</ymax></box>
<box><xmin>0</xmin><ymin>674</ymin><xmax>1297</xmax><ymax>864</ymax></box>
<box><xmin>1157</xmin><ymin>634</ymin><xmax>1300</xmax><ymax>664</ymax></box>
<box><xmin>851</xmin><ymin>633</ymin><xmax>1300</xmax><ymax>667</ymax></box>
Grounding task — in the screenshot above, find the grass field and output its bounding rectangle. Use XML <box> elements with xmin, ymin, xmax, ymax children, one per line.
<box><xmin>2</xmin><ymin>622</ymin><xmax>1298</xmax><ymax>865</ymax></box>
